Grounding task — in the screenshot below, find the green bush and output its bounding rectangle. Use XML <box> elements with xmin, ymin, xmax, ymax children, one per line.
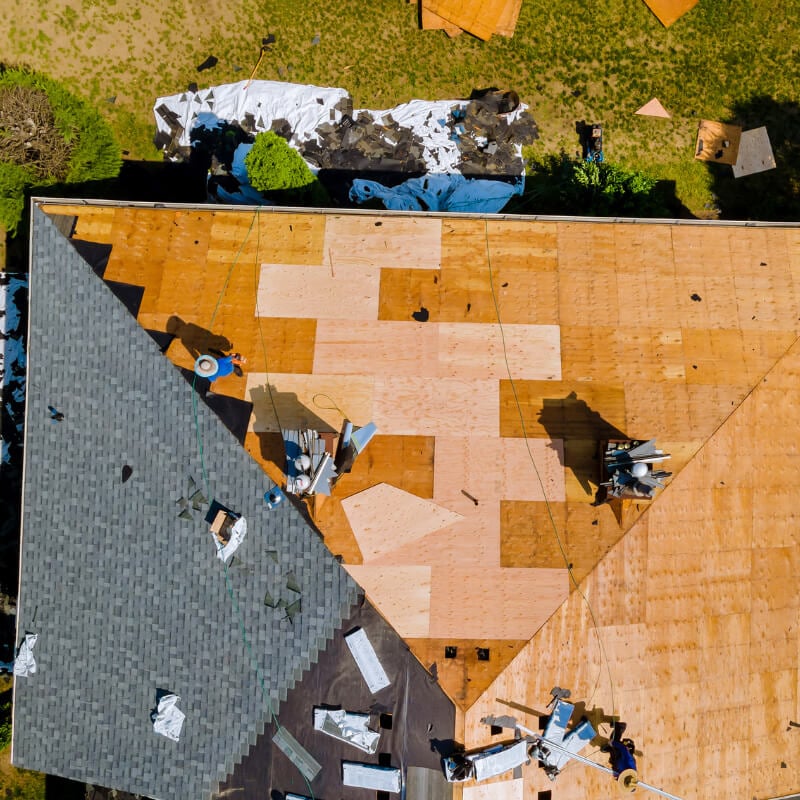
<box><xmin>518</xmin><ymin>153</ymin><xmax>671</xmax><ymax>218</ymax></box>
<box><xmin>244</xmin><ymin>131</ymin><xmax>329</xmax><ymax>205</ymax></box>
<box><xmin>0</xmin><ymin>66</ymin><xmax>121</xmax><ymax>235</ymax></box>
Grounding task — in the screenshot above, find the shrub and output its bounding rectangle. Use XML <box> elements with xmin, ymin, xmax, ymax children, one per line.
<box><xmin>244</xmin><ymin>130</ymin><xmax>329</xmax><ymax>204</ymax></box>
<box><xmin>518</xmin><ymin>153</ymin><xmax>670</xmax><ymax>218</ymax></box>
<box><xmin>0</xmin><ymin>66</ymin><xmax>121</xmax><ymax>235</ymax></box>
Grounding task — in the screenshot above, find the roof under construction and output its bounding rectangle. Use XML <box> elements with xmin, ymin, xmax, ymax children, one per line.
<box><xmin>15</xmin><ymin>199</ymin><xmax>800</xmax><ymax>800</ymax></box>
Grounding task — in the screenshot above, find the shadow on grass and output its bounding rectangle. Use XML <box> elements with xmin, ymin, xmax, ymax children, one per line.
<box><xmin>706</xmin><ymin>95</ymin><xmax>800</xmax><ymax>221</ymax></box>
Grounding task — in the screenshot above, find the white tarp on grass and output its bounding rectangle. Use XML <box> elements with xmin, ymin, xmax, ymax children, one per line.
<box><xmin>153</xmin><ymin>80</ymin><xmax>530</xmax><ymax>176</ymax></box>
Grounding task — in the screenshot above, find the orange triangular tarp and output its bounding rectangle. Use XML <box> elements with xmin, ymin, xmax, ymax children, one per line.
<box><xmin>635</xmin><ymin>97</ymin><xmax>671</xmax><ymax>118</ymax></box>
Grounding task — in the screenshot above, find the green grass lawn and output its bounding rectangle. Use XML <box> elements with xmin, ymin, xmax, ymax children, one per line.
<box><xmin>0</xmin><ymin>0</ymin><xmax>798</xmax><ymax>212</ymax></box>
<box><xmin>0</xmin><ymin>0</ymin><xmax>800</xmax><ymax>209</ymax></box>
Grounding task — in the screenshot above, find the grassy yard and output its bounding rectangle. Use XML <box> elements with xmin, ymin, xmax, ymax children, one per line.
<box><xmin>1</xmin><ymin>0</ymin><xmax>798</xmax><ymax>216</ymax></box>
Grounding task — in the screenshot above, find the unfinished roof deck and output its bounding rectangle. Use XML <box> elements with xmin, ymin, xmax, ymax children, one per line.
<box><xmin>28</xmin><ymin>199</ymin><xmax>800</xmax><ymax>800</ymax></box>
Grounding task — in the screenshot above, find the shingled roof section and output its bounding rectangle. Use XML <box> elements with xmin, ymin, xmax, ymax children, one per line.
<box><xmin>12</xmin><ymin>206</ymin><xmax>359</xmax><ymax>799</ymax></box>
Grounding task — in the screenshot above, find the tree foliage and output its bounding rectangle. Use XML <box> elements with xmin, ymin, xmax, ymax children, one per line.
<box><xmin>244</xmin><ymin>131</ymin><xmax>329</xmax><ymax>204</ymax></box>
<box><xmin>0</xmin><ymin>67</ymin><xmax>121</xmax><ymax>235</ymax></box>
<box><xmin>518</xmin><ymin>153</ymin><xmax>671</xmax><ymax>218</ymax></box>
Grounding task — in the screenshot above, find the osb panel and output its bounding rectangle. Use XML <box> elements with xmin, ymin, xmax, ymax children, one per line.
<box><xmin>313</xmin><ymin>320</ymin><xmax>440</xmax><ymax>377</ymax></box>
<box><xmin>499</xmin><ymin>380</ymin><xmax>627</xmax><ymax>440</ymax></box>
<box><xmin>429</xmin><ymin>566</ymin><xmax>568</xmax><ymax>639</ymax></box>
<box><xmin>406</xmin><ymin>639</ymin><xmax>528</xmax><ymax>710</ymax></box>
<box><xmin>437</xmin><ymin>323</ymin><xmax>561</xmax><ymax>380</ymax></box>
<box><xmin>256</xmin><ymin>263</ymin><xmax>380</xmax><ymax>320</ymax></box>
<box><xmin>433</xmin><ymin>436</ymin><xmax>565</xmax><ymax>504</ymax></box>
<box><xmin>372</xmin><ymin>377</ymin><xmax>499</xmax><ymax>437</ymax></box>
<box><xmin>307</xmin><ymin>493</ymin><xmax>363</xmax><ymax>564</ymax></box>
<box><xmin>466</xmin><ymin>338</ymin><xmax>800</xmax><ymax>800</ymax></box>
<box><xmin>344</xmin><ymin>565</ymin><xmax>432</xmax><ymax>638</ymax></box>
<box><xmin>341</xmin><ymin>483</ymin><xmax>462</xmax><ymax>563</ymax></box>
<box><xmin>324</xmin><ymin>214</ymin><xmax>442</xmax><ymax>269</ymax></box>
<box><xmin>245</xmin><ymin>373</ymin><xmax>374</xmax><ymax>433</ymax></box>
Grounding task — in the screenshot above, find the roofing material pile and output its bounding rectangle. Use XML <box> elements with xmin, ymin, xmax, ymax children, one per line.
<box><xmin>154</xmin><ymin>80</ymin><xmax>537</xmax><ymax>177</ymax></box>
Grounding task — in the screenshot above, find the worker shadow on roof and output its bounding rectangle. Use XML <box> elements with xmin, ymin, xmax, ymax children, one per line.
<box><xmin>537</xmin><ymin>392</ymin><xmax>627</xmax><ymax>497</ymax></box>
<box><xmin>248</xmin><ymin>383</ymin><xmax>337</xmax><ymax>474</ymax></box>
<box><xmin>166</xmin><ymin>316</ymin><xmax>232</xmax><ymax>361</ymax></box>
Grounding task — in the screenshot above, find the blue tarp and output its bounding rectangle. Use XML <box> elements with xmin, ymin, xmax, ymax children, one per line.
<box><xmin>349</xmin><ymin>173</ymin><xmax>524</xmax><ymax>214</ymax></box>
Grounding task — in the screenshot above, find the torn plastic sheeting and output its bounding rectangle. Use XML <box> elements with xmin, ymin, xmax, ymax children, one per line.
<box><xmin>13</xmin><ymin>633</ymin><xmax>38</xmax><ymax>677</ymax></box>
<box><xmin>342</xmin><ymin>761</ymin><xmax>402</xmax><ymax>793</ymax></box>
<box><xmin>350</xmin><ymin>173</ymin><xmax>523</xmax><ymax>214</ymax></box>
<box><xmin>214</xmin><ymin>515</ymin><xmax>247</xmax><ymax>562</ymax></box>
<box><xmin>152</xmin><ymin>694</ymin><xmax>186</xmax><ymax>742</ymax></box>
<box><xmin>154</xmin><ymin>80</ymin><xmax>349</xmax><ymax>150</ymax></box>
<box><xmin>313</xmin><ymin>707</ymin><xmax>380</xmax><ymax>754</ymax></box>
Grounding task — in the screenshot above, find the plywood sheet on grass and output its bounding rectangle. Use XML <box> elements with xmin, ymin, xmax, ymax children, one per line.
<box><xmin>732</xmin><ymin>127</ymin><xmax>777</xmax><ymax>178</ymax></box>
<box><xmin>324</xmin><ymin>215</ymin><xmax>442</xmax><ymax>269</ymax></box>
<box><xmin>420</xmin><ymin>4</ymin><xmax>465</xmax><ymax>36</ymax></box>
<box><xmin>256</xmin><ymin>263</ymin><xmax>380</xmax><ymax>320</ymax></box>
<box><xmin>429</xmin><ymin>566</ymin><xmax>567</xmax><ymax>639</ymax></box>
<box><xmin>344</xmin><ymin>565</ymin><xmax>432</xmax><ymax>638</ymax></box>
<box><xmin>642</xmin><ymin>0</ymin><xmax>698</xmax><ymax>26</ymax></box>
<box><xmin>695</xmin><ymin>120</ymin><xmax>742</xmax><ymax>165</ymax></box>
<box><xmin>635</xmin><ymin>98</ymin><xmax>671</xmax><ymax>118</ymax></box>
<box><xmin>422</xmin><ymin>0</ymin><xmax>507</xmax><ymax>40</ymax></box>
<box><xmin>341</xmin><ymin>483</ymin><xmax>463</xmax><ymax>562</ymax></box>
<box><xmin>494</xmin><ymin>0</ymin><xmax>524</xmax><ymax>36</ymax></box>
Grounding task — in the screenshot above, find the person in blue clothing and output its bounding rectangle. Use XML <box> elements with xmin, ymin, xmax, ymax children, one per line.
<box><xmin>212</xmin><ymin>352</ymin><xmax>245</xmax><ymax>379</ymax></box>
<box><xmin>602</xmin><ymin>721</ymin><xmax>637</xmax><ymax>777</ymax></box>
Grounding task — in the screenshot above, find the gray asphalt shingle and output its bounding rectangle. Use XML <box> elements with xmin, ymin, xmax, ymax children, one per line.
<box><xmin>13</xmin><ymin>205</ymin><xmax>359</xmax><ymax>799</ymax></box>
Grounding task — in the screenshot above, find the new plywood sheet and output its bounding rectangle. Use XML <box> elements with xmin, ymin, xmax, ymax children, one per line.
<box><xmin>246</xmin><ymin>373</ymin><xmax>374</xmax><ymax>433</ymax></box>
<box><xmin>433</xmin><ymin>436</ymin><xmax>565</xmax><ymax>504</ymax></box>
<box><xmin>342</xmin><ymin>483</ymin><xmax>463</xmax><ymax>563</ymax></box>
<box><xmin>256</xmin><ymin>263</ymin><xmax>380</xmax><ymax>320</ymax></box>
<box><xmin>324</xmin><ymin>215</ymin><xmax>442</xmax><ymax>269</ymax></box>
<box><xmin>437</xmin><ymin>323</ymin><xmax>561</xmax><ymax>380</ymax></box>
<box><xmin>494</xmin><ymin>0</ymin><xmax>523</xmax><ymax>36</ymax></box>
<box><xmin>344</xmin><ymin>565</ymin><xmax>432</xmax><ymax>638</ymax></box>
<box><xmin>464</xmin><ymin>778</ymin><xmax>523</xmax><ymax>800</ymax></box>
<box><xmin>313</xmin><ymin>319</ymin><xmax>440</xmax><ymax>377</ymax></box>
<box><xmin>642</xmin><ymin>0</ymin><xmax>698</xmax><ymax>26</ymax></box>
<box><xmin>429</xmin><ymin>566</ymin><xmax>568</xmax><ymax>639</ymax></box>
<box><xmin>372</xmin><ymin>501</ymin><xmax>501</xmax><ymax>568</ymax></box>
<box><xmin>373</xmin><ymin>377</ymin><xmax>499</xmax><ymax>437</ymax></box>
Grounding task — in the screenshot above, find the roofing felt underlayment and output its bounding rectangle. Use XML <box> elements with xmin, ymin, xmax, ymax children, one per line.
<box><xmin>19</xmin><ymin>200</ymin><xmax>800</xmax><ymax>800</ymax></box>
<box><xmin>13</xmin><ymin>208</ymin><xmax>360</xmax><ymax>799</ymax></box>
